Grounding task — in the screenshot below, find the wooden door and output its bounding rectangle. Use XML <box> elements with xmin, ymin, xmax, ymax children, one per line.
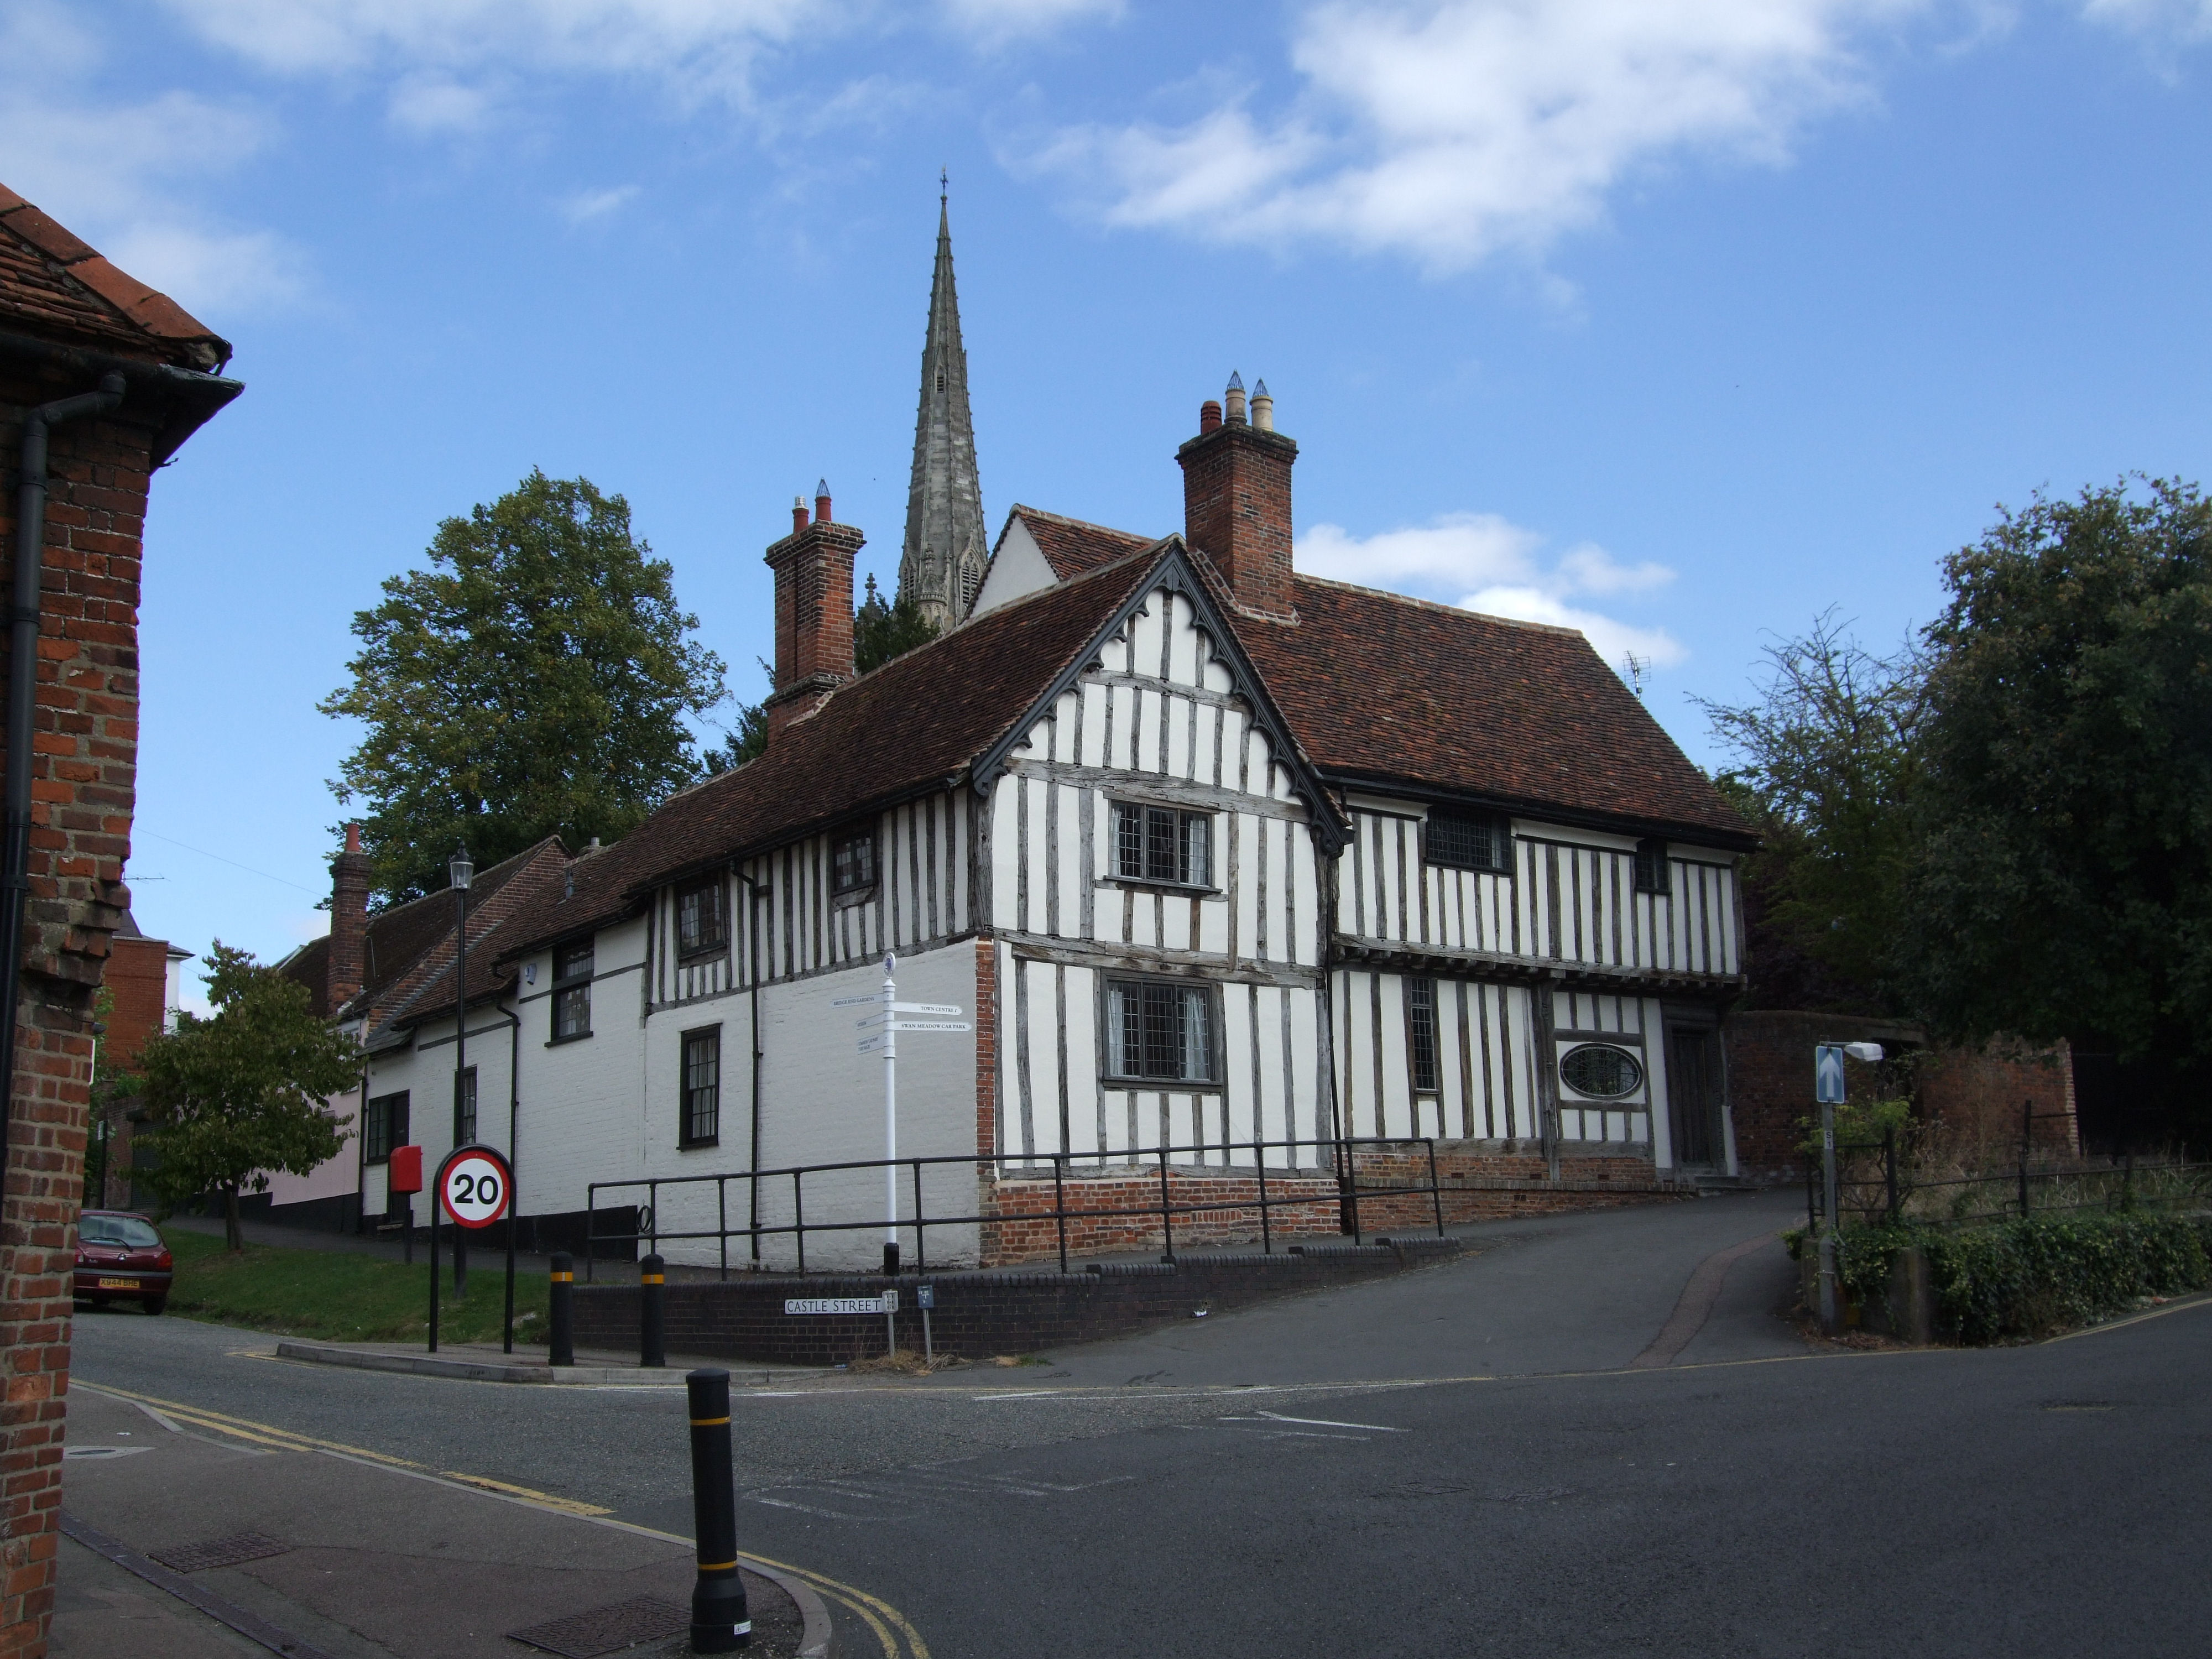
<box><xmin>1667</xmin><ymin>1026</ymin><xmax>1721</xmax><ymax>1170</ymax></box>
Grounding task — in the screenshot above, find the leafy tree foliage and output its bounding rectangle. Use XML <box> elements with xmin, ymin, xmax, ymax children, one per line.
<box><xmin>855</xmin><ymin>573</ymin><xmax>941</xmax><ymax>674</ymax></box>
<box><xmin>133</xmin><ymin>946</ymin><xmax>365</xmax><ymax>1250</ymax></box>
<box><xmin>1891</xmin><ymin>480</ymin><xmax>2212</xmax><ymax>1081</ymax></box>
<box><xmin>1698</xmin><ymin>611</ymin><xmax>1924</xmax><ymax>1011</ymax></box>
<box><xmin>321</xmin><ymin>471</ymin><xmax>727</xmax><ymax>902</ymax></box>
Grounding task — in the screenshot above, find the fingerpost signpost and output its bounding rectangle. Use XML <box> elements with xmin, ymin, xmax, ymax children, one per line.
<box><xmin>833</xmin><ymin>953</ymin><xmax>969</xmax><ymax>1354</ymax></box>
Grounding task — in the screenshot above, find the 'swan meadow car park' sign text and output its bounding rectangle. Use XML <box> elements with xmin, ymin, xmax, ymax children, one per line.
<box><xmin>785</xmin><ymin>1291</ymin><xmax>899</xmax><ymax>1316</ymax></box>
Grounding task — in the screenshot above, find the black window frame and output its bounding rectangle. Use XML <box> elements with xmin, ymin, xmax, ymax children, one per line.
<box><xmin>680</xmin><ymin>1025</ymin><xmax>722</xmax><ymax>1149</ymax></box>
<box><xmin>1633</xmin><ymin>837</ymin><xmax>1670</xmax><ymax>896</ymax></box>
<box><xmin>1109</xmin><ymin>801</ymin><xmax>1214</xmax><ymax>890</ymax></box>
<box><xmin>364</xmin><ymin>1091</ymin><xmax>409</xmax><ymax>1164</ymax></box>
<box><xmin>832</xmin><ymin>827</ymin><xmax>878</xmax><ymax>897</ymax></box>
<box><xmin>1102</xmin><ymin>976</ymin><xmax>1220</xmax><ymax>1085</ymax></box>
<box><xmin>1407</xmin><ymin>976</ymin><xmax>1441</xmax><ymax>1095</ymax></box>
<box><xmin>453</xmin><ymin>1066</ymin><xmax>477</xmax><ymax>1146</ymax></box>
<box><xmin>1424</xmin><ymin>810</ymin><xmax>1514</xmax><ymax>875</ymax></box>
<box><xmin>677</xmin><ymin>874</ymin><xmax>728</xmax><ymax>957</ymax></box>
<box><xmin>550</xmin><ymin>940</ymin><xmax>594</xmax><ymax>1044</ymax></box>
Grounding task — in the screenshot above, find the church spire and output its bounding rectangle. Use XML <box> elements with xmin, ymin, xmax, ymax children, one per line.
<box><xmin>897</xmin><ymin>182</ymin><xmax>988</xmax><ymax>629</ymax></box>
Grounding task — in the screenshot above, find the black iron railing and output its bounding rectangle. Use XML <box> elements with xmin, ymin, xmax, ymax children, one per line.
<box><xmin>583</xmin><ymin>1136</ymin><xmax>1451</xmax><ymax>1281</ymax></box>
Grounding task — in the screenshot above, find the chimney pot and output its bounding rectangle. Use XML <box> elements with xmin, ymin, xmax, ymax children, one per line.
<box><xmin>1199</xmin><ymin>399</ymin><xmax>1222</xmax><ymax>434</ymax></box>
<box><xmin>1250</xmin><ymin>379</ymin><xmax>1274</xmax><ymax>432</ymax></box>
<box><xmin>1224</xmin><ymin>372</ymin><xmax>1247</xmax><ymax>425</ymax></box>
<box><xmin>792</xmin><ymin>495</ymin><xmax>808</xmax><ymax>536</ymax></box>
<box><xmin>815</xmin><ymin>479</ymin><xmax>832</xmax><ymax>524</ymax></box>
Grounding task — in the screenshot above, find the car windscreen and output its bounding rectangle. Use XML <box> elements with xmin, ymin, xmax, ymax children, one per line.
<box><xmin>80</xmin><ymin>1217</ymin><xmax>161</xmax><ymax>1249</ymax></box>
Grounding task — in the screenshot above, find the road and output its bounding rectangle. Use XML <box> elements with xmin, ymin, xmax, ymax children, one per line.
<box><xmin>66</xmin><ymin>1194</ymin><xmax>2212</xmax><ymax>1657</ymax></box>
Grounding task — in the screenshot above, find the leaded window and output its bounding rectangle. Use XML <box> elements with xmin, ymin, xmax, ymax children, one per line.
<box><xmin>552</xmin><ymin>941</ymin><xmax>593</xmax><ymax>1041</ymax></box>
<box><xmin>1104</xmin><ymin>979</ymin><xmax>1216</xmax><ymax>1083</ymax></box>
<box><xmin>1408</xmin><ymin>977</ymin><xmax>1440</xmax><ymax>1094</ymax></box>
<box><xmin>681</xmin><ymin>1027</ymin><xmax>721</xmax><ymax>1147</ymax></box>
<box><xmin>1112</xmin><ymin>804</ymin><xmax>1212</xmax><ymax>888</ymax></box>
<box><xmin>1634</xmin><ymin>838</ymin><xmax>1670</xmax><ymax>896</ymax></box>
<box><xmin>1426</xmin><ymin>810</ymin><xmax>1512</xmax><ymax>874</ymax></box>
<box><xmin>1560</xmin><ymin>1043</ymin><xmax>1644</xmax><ymax>1099</ymax></box>
<box><xmin>833</xmin><ymin>829</ymin><xmax>877</xmax><ymax>894</ymax></box>
<box><xmin>678</xmin><ymin>875</ymin><xmax>726</xmax><ymax>954</ymax></box>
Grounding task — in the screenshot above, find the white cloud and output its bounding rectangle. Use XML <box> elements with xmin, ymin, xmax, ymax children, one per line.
<box><xmin>560</xmin><ymin>185</ymin><xmax>642</xmax><ymax>224</ymax></box>
<box><xmin>389</xmin><ymin>74</ymin><xmax>506</xmax><ymax>134</ymax></box>
<box><xmin>1041</xmin><ymin>0</ymin><xmax>1923</xmax><ymax>270</ymax></box>
<box><xmin>1297</xmin><ymin>511</ymin><xmax>1685</xmax><ymax>672</ymax></box>
<box><xmin>2081</xmin><ymin>0</ymin><xmax>2212</xmax><ymax>39</ymax></box>
<box><xmin>0</xmin><ymin>4</ymin><xmax>309</xmax><ymax>320</ymax></box>
<box><xmin>945</xmin><ymin>0</ymin><xmax>1124</xmax><ymax>43</ymax></box>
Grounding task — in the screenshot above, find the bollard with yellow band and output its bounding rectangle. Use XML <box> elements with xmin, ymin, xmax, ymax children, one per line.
<box><xmin>687</xmin><ymin>1367</ymin><xmax>750</xmax><ymax>1651</ymax></box>
<box><xmin>640</xmin><ymin>1251</ymin><xmax>667</xmax><ymax>1369</ymax></box>
<box><xmin>548</xmin><ymin>1250</ymin><xmax>575</xmax><ymax>1368</ymax></box>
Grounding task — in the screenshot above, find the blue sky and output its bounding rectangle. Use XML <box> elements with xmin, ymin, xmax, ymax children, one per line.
<box><xmin>4</xmin><ymin>0</ymin><xmax>2209</xmax><ymax>998</ymax></box>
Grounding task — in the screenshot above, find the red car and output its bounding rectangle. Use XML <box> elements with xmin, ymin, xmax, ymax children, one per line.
<box><xmin>75</xmin><ymin>1211</ymin><xmax>172</xmax><ymax>1315</ymax></box>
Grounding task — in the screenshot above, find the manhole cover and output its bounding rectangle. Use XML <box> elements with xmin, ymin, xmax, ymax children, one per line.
<box><xmin>152</xmin><ymin>1533</ymin><xmax>293</xmax><ymax>1573</ymax></box>
<box><xmin>507</xmin><ymin>1596</ymin><xmax>690</xmax><ymax>1658</ymax></box>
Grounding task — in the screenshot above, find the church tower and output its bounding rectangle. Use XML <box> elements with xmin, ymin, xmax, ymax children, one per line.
<box><xmin>897</xmin><ymin>186</ymin><xmax>988</xmax><ymax>629</ymax></box>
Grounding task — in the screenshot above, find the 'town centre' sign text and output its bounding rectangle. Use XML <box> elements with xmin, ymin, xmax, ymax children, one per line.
<box><xmin>785</xmin><ymin>1292</ymin><xmax>900</xmax><ymax>1316</ymax></box>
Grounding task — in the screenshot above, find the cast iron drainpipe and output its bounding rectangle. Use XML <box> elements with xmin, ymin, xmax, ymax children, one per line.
<box><xmin>0</xmin><ymin>373</ymin><xmax>126</xmax><ymax>1166</ymax></box>
<box><xmin>499</xmin><ymin>984</ymin><xmax>521</xmax><ymax>1352</ymax></box>
<box><xmin>737</xmin><ymin>869</ymin><xmax>768</xmax><ymax>1262</ymax></box>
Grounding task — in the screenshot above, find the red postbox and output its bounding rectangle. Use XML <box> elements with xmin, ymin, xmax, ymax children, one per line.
<box><xmin>388</xmin><ymin>1144</ymin><xmax>424</xmax><ymax>1196</ymax></box>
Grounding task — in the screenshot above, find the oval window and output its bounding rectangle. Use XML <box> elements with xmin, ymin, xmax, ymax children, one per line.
<box><xmin>1559</xmin><ymin>1043</ymin><xmax>1642</xmax><ymax>1099</ymax></box>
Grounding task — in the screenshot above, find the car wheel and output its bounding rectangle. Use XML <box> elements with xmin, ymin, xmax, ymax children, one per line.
<box><xmin>141</xmin><ymin>1296</ymin><xmax>165</xmax><ymax>1317</ymax></box>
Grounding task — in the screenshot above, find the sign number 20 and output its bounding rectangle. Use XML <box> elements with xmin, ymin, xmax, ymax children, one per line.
<box><xmin>440</xmin><ymin>1149</ymin><xmax>512</xmax><ymax>1229</ymax></box>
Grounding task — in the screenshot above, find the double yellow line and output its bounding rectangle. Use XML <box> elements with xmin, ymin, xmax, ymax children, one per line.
<box><xmin>74</xmin><ymin>1380</ymin><xmax>928</xmax><ymax>1657</ymax></box>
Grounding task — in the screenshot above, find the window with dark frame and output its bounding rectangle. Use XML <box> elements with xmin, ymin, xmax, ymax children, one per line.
<box><xmin>1634</xmin><ymin>837</ymin><xmax>1670</xmax><ymax>895</ymax></box>
<box><xmin>552</xmin><ymin>940</ymin><xmax>593</xmax><ymax>1040</ymax></box>
<box><xmin>1407</xmin><ymin>977</ymin><xmax>1441</xmax><ymax>1094</ymax></box>
<box><xmin>677</xmin><ymin>875</ymin><xmax>727</xmax><ymax>955</ymax></box>
<box><xmin>454</xmin><ymin>1067</ymin><xmax>477</xmax><ymax>1145</ymax></box>
<box><xmin>1103</xmin><ymin>978</ymin><xmax>1217</xmax><ymax>1083</ymax></box>
<box><xmin>681</xmin><ymin>1027</ymin><xmax>721</xmax><ymax>1147</ymax></box>
<box><xmin>832</xmin><ymin>828</ymin><xmax>877</xmax><ymax>895</ymax></box>
<box><xmin>1425</xmin><ymin>810</ymin><xmax>1512</xmax><ymax>874</ymax></box>
<box><xmin>1112</xmin><ymin>803</ymin><xmax>1212</xmax><ymax>888</ymax></box>
<box><xmin>364</xmin><ymin>1091</ymin><xmax>409</xmax><ymax>1164</ymax></box>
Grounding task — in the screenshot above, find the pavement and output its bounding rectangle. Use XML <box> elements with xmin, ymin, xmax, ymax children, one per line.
<box><xmin>59</xmin><ymin>1188</ymin><xmax>2212</xmax><ymax>1656</ymax></box>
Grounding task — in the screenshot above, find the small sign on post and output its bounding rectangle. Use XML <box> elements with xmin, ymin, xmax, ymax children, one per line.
<box><xmin>1815</xmin><ymin>1045</ymin><xmax>1847</xmax><ymax>1105</ymax></box>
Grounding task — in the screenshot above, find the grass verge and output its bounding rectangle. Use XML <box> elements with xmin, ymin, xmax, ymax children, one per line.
<box><xmin>158</xmin><ymin>1229</ymin><xmax>550</xmax><ymax>1346</ymax></box>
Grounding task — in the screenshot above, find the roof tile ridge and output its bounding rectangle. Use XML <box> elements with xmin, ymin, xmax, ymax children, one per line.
<box><xmin>1291</xmin><ymin>571</ymin><xmax>1584</xmax><ymax>638</ymax></box>
<box><xmin>1010</xmin><ymin>504</ymin><xmax>1157</xmax><ymax>543</ymax></box>
<box><xmin>362</xmin><ymin>846</ymin><xmax>564</xmax><ymax>1024</ymax></box>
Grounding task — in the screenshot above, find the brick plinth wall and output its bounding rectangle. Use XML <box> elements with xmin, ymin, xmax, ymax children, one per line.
<box><xmin>973</xmin><ymin>1147</ymin><xmax>1693</xmax><ymax>1267</ymax></box>
<box><xmin>572</xmin><ymin>1238</ymin><xmax>1464</xmax><ymax>1366</ymax></box>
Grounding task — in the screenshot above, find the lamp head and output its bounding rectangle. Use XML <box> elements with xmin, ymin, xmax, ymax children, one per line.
<box><xmin>450</xmin><ymin>842</ymin><xmax>474</xmax><ymax>891</ymax></box>
<box><xmin>1841</xmin><ymin>1042</ymin><xmax>1884</xmax><ymax>1063</ymax></box>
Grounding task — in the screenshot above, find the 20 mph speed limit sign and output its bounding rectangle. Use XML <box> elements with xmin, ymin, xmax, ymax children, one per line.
<box><xmin>439</xmin><ymin>1146</ymin><xmax>512</xmax><ymax>1230</ymax></box>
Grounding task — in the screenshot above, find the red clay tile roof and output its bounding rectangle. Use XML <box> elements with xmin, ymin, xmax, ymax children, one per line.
<box><xmin>1001</xmin><ymin>505</ymin><xmax>1156</xmax><ymax>580</ymax></box>
<box><xmin>497</xmin><ymin>551</ymin><xmax>1165</xmax><ymax>959</ymax></box>
<box><xmin>1237</xmin><ymin>575</ymin><xmax>1751</xmax><ymax>843</ymax></box>
<box><xmin>0</xmin><ymin>182</ymin><xmax>231</xmax><ymax>371</ymax></box>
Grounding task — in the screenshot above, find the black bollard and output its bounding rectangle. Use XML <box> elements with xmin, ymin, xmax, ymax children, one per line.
<box><xmin>548</xmin><ymin>1250</ymin><xmax>575</xmax><ymax>1368</ymax></box>
<box><xmin>686</xmin><ymin>1368</ymin><xmax>750</xmax><ymax>1652</ymax></box>
<box><xmin>640</xmin><ymin>1252</ymin><xmax>666</xmax><ymax>1369</ymax></box>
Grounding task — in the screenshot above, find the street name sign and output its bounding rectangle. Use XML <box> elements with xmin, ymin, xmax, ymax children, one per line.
<box><xmin>785</xmin><ymin>1292</ymin><xmax>900</xmax><ymax>1316</ymax></box>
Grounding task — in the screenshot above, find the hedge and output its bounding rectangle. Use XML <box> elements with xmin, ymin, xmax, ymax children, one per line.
<box><xmin>1794</xmin><ymin>1211</ymin><xmax>2212</xmax><ymax>1344</ymax></box>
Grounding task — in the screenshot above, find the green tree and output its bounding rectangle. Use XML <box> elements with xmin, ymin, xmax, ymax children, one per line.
<box><xmin>854</xmin><ymin>574</ymin><xmax>940</xmax><ymax>674</ymax></box>
<box><xmin>1697</xmin><ymin>610</ymin><xmax>1926</xmax><ymax>1011</ymax></box>
<box><xmin>133</xmin><ymin>946</ymin><xmax>364</xmax><ymax>1250</ymax></box>
<box><xmin>321</xmin><ymin>469</ymin><xmax>728</xmax><ymax>902</ymax></box>
<box><xmin>1891</xmin><ymin>479</ymin><xmax>2212</xmax><ymax>1086</ymax></box>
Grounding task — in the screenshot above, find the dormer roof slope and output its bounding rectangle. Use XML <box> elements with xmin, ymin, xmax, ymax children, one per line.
<box><xmin>0</xmin><ymin>184</ymin><xmax>231</xmax><ymax>371</ymax></box>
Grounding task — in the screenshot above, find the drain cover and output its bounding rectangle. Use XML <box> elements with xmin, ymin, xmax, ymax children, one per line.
<box><xmin>152</xmin><ymin>1533</ymin><xmax>294</xmax><ymax>1573</ymax></box>
<box><xmin>507</xmin><ymin>1596</ymin><xmax>690</xmax><ymax>1658</ymax></box>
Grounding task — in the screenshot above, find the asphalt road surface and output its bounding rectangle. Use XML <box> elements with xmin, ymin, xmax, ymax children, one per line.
<box><xmin>69</xmin><ymin>1196</ymin><xmax>2212</xmax><ymax>1657</ymax></box>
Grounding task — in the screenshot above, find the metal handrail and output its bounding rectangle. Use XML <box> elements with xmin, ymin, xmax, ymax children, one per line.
<box><xmin>582</xmin><ymin>1135</ymin><xmax>1451</xmax><ymax>1281</ymax></box>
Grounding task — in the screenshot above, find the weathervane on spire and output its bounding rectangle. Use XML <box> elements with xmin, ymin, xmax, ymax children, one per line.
<box><xmin>940</xmin><ymin>166</ymin><xmax>948</xmax><ymax>204</ymax></box>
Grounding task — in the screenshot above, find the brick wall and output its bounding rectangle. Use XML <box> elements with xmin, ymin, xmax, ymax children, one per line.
<box><xmin>1176</xmin><ymin>418</ymin><xmax>1298</xmax><ymax>621</ymax></box>
<box><xmin>0</xmin><ymin>370</ymin><xmax>159</xmax><ymax>1659</ymax></box>
<box><xmin>572</xmin><ymin>1237</ymin><xmax>1464</xmax><ymax>1366</ymax></box>
<box><xmin>1918</xmin><ymin>1039</ymin><xmax>2076</xmax><ymax>1160</ymax></box>
<box><xmin>92</xmin><ymin>933</ymin><xmax>165</xmax><ymax>1208</ymax></box>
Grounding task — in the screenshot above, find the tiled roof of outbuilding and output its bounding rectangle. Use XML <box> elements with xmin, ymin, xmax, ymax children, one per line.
<box><xmin>495</xmin><ymin>549</ymin><xmax>1165</xmax><ymax>961</ymax></box>
<box><xmin>0</xmin><ymin>183</ymin><xmax>232</xmax><ymax>371</ymax></box>
<box><xmin>1237</xmin><ymin>575</ymin><xmax>1751</xmax><ymax>843</ymax></box>
<box><xmin>1002</xmin><ymin>505</ymin><xmax>1155</xmax><ymax>580</ymax></box>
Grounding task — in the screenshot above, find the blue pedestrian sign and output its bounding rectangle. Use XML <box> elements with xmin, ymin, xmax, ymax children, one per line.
<box><xmin>1815</xmin><ymin>1044</ymin><xmax>1847</xmax><ymax>1105</ymax></box>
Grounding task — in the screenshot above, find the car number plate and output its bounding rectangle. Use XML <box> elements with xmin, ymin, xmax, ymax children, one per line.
<box><xmin>96</xmin><ymin>1278</ymin><xmax>140</xmax><ymax>1290</ymax></box>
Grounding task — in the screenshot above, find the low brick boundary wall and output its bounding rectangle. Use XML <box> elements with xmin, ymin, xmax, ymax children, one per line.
<box><xmin>573</xmin><ymin>1238</ymin><xmax>1464</xmax><ymax>1366</ymax></box>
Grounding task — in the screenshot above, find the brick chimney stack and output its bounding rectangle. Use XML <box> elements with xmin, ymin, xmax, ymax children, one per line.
<box><xmin>763</xmin><ymin>483</ymin><xmax>865</xmax><ymax>743</ymax></box>
<box><xmin>1178</xmin><ymin>372</ymin><xmax>1298</xmax><ymax>621</ymax></box>
<box><xmin>327</xmin><ymin>821</ymin><xmax>372</xmax><ymax>1013</ymax></box>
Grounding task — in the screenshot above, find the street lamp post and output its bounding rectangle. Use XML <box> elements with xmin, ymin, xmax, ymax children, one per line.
<box><xmin>450</xmin><ymin>841</ymin><xmax>473</xmax><ymax>1297</ymax></box>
